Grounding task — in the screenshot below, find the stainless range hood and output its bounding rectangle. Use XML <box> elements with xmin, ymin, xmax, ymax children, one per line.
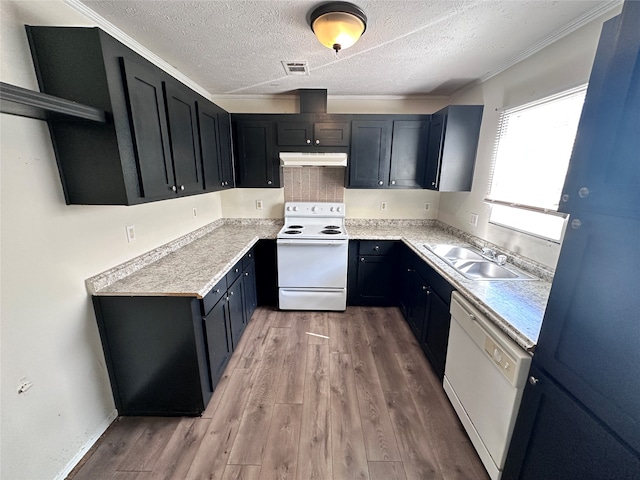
<box><xmin>279</xmin><ymin>152</ymin><xmax>347</xmax><ymax>167</ymax></box>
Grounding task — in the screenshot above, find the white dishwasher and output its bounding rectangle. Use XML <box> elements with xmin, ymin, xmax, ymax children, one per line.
<box><xmin>443</xmin><ymin>292</ymin><xmax>532</xmax><ymax>480</ymax></box>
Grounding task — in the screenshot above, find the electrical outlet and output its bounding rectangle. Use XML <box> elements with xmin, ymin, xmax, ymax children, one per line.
<box><xmin>424</xmin><ymin>203</ymin><xmax>430</xmax><ymax>211</ymax></box>
<box><xmin>192</xmin><ymin>207</ymin><xmax>197</xmax><ymax>218</ymax></box>
<box><xmin>469</xmin><ymin>213</ymin><xmax>479</xmax><ymax>227</ymax></box>
<box><xmin>380</xmin><ymin>201</ymin><xmax>387</xmax><ymax>211</ymax></box>
<box><xmin>125</xmin><ymin>224</ymin><xmax>136</xmax><ymax>242</ymax></box>
<box><xmin>256</xmin><ymin>200</ymin><xmax>263</xmax><ymax>210</ymax></box>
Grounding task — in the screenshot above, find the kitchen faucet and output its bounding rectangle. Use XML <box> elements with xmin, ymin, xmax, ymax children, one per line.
<box><xmin>482</xmin><ymin>247</ymin><xmax>507</xmax><ymax>265</ymax></box>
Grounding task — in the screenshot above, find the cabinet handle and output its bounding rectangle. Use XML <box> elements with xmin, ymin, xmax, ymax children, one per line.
<box><xmin>306</xmin><ymin>139</ymin><xmax>311</xmax><ymax>144</ymax></box>
<box><xmin>529</xmin><ymin>376</ymin><xmax>539</xmax><ymax>386</ymax></box>
<box><xmin>235</xmin><ymin>268</ymin><xmax>239</xmax><ymax>273</ymax></box>
<box><xmin>171</xmin><ymin>185</ymin><xmax>177</xmax><ymax>192</ymax></box>
<box><xmin>422</xmin><ymin>285</ymin><xmax>427</xmax><ymax>291</ymax></box>
<box><xmin>230</xmin><ymin>291</ymin><xmax>234</xmax><ymax>296</ymax></box>
<box><xmin>374</xmin><ymin>245</ymin><xmax>380</xmax><ymax>251</ymax></box>
<box><xmin>248</xmin><ymin>253</ymin><xmax>252</xmax><ymax>258</ymax></box>
<box><xmin>267</xmin><ymin>180</ymin><xmax>272</xmax><ymax>185</ymax></box>
<box><xmin>407</xmin><ymin>268</ymin><xmax>413</xmax><ymax>272</ymax></box>
<box><xmin>378</xmin><ymin>181</ymin><xmax>384</xmax><ymax>186</ymax></box>
<box><xmin>244</xmin><ymin>272</ymin><xmax>249</xmax><ymax>276</ymax></box>
<box><xmin>215</xmin><ymin>289</ymin><xmax>220</xmax><ymax>293</ymax></box>
<box><xmin>431</xmin><ymin>181</ymin><xmax>436</xmax><ymax>186</ymax></box>
<box><xmin>315</xmin><ymin>139</ymin><xmax>320</xmax><ymax>145</ymax></box>
<box><xmin>180</xmin><ymin>185</ymin><xmax>185</xmax><ymax>191</ymax></box>
<box><xmin>221</xmin><ymin>181</ymin><xmax>225</xmax><ymax>186</ymax></box>
<box><xmin>360</xmin><ymin>257</ymin><xmax>365</xmax><ymax>262</ymax></box>
<box><xmin>391</xmin><ymin>180</ymin><xmax>396</xmax><ymax>185</ymax></box>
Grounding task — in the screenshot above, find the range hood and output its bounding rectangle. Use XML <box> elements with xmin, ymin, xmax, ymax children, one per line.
<box><xmin>279</xmin><ymin>152</ymin><xmax>347</xmax><ymax>167</ymax></box>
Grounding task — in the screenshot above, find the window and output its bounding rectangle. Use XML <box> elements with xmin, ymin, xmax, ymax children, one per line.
<box><xmin>486</xmin><ymin>85</ymin><xmax>587</xmax><ymax>242</ymax></box>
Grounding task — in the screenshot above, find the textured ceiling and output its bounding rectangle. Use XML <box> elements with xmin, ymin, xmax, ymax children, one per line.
<box><xmin>79</xmin><ymin>0</ymin><xmax>616</xmax><ymax>97</ymax></box>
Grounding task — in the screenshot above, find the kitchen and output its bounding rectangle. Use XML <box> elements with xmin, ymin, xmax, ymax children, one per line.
<box><xmin>1</xmin><ymin>1</ymin><xmax>638</xmax><ymax>479</ymax></box>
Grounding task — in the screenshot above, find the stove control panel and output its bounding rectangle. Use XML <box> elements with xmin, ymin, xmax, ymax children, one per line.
<box><xmin>284</xmin><ymin>202</ymin><xmax>346</xmax><ymax>217</ymax></box>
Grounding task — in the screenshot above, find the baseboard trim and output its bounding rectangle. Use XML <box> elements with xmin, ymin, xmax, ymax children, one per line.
<box><xmin>54</xmin><ymin>409</ymin><xmax>118</xmax><ymax>480</ymax></box>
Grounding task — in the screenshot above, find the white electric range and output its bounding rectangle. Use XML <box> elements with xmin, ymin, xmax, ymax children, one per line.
<box><xmin>277</xmin><ymin>202</ymin><xmax>348</xmax><ymax>311</ymax></box>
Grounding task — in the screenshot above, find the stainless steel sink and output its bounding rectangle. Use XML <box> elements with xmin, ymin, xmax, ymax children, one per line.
<box><xmin>424</xmin><ymin>244</ymin><xmax>537</xmax><ymax>281</ymax></box>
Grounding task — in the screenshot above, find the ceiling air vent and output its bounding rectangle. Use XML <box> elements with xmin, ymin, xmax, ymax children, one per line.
<box><xmin>281</xmin><ymin>61</ymin><xmax>310</xmax><ymax>76</ymax></box>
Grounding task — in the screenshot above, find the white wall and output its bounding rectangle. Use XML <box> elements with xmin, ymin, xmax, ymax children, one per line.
<box><xmin>0</xmin><ymin>2</ymin><xmax>223</xmax><ymax>479</ymax></box>
<box><xmin>440</xmin><ymin>7</ymin><xmax>622</xmax><ymax>269</ymax></box>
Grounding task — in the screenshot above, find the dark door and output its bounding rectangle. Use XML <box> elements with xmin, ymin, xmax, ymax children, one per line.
<box><xmin>421</xmin><ymin>288</ymin><xmax>450</xmax><ymax>379</ymax></box>
<box><xmin>389</xmin><ymin>120</ymin><xmax>429</xmax><ymax>188</ymax></box>
<box><xmin>197</xmin><ymin>101</ymin><xmax>222</xmax><ymax>191</ymax></box>
<box><xmin>227</xmin><ymin>277</ymin><xmax>246</xmax><ymax>350</ymax></box>
<box><xmin>217</xmin><ymin>113</ymin><xmax>234</xmax><ymax>188</ymax></box>
<box><xmin>164</xmin><ymin>82</ymin><xmax>202</xmax><ymax>195</ymax></box>
<box><xmin>235</xmin><ymin>120</ymin><xmax>277</xmax><ymax>187</ymax></box>
<box><xmin>349</xmin><ymin>121</ymin><xmax>392</xmax><ymax>188</ymax></box>
<box><xmin>242</xmin><ymin>261</ymin><xmax>258</xmax><ymax>322</ymax></box>
<box><xmin>277</xmin><ymin>121</ymin><xmax>313</xmax><ymax>146</ymax></box>
<box><xmin>503</xmin><ymin>367</ymin><xmax>640</xmax><ymax>480</ymax></box>
<box><xmin>356</xmin><ymin>255</ymin><xmax>395</xmax><ymax>306</ymax></box>
<box><xmin>532</xmin><ymin>3</ymin><xmax>640</xmax><ymax>454</ymax></box>
<box><xmin>121</xmin><ymin>58</ymin><xmax>174</xmax><ymax>199</ymax></box>
<box><xmin>406</xmin><ymin>271</ymin><xmax>428</xmax><ymax>340</ymax></box>
<box><xmin>314</xmin><ymin>122</ymin><xmax>350</xmax><ymax>146</ymax></box>
<box><xmin>425</xmin><ymin>112</ymin><xmax>445</xmax><ymax>190</ymax></box>
<box><xmin>203</xmin><ymin>299</ymin><xmax>232</xmax><ymax>389</ymax></box>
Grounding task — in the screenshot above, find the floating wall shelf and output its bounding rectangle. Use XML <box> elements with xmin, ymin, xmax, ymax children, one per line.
<box><xmin>0</xmin><ymin>82</ymin><xmax>106</xmax><ymax>123</ymax></box>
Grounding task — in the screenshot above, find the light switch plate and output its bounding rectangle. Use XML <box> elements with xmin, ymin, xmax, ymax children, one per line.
<box><xmin>126</xmin><ymin>224</ymin><xmax>136</xmax><ymax>242</ymax></box>
<box><xmin>470</xmin><ymin>213</ymin><xmax>479</xmax><ymax>227</ymax></box>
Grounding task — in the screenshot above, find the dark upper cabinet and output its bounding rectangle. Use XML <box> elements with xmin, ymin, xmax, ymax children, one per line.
<box><xmin>121</xmin><ymin>57</ymin><xmax>175</xmax><ymax>200</ymax></box>
<box><xmin>277</xmin><ymin>118</ymin><xmax>350</xmax><ymax>147</ymax></box>
<box><xmin>389</xmin><ymin>120</ymin><xmax>430</xmax><ymax>188</ymax></box>
<box><xmin>217</xmin><ymin>114</ymin><xmax>235</xmax><ymax>189</ymax></box>
<box><xmin>233</xmin><ymin>118</ymin><xmax>279</xmax><ymax>188</ymax></box>
<box><xmin>425</xmin><ymin>105</ymin><xmax>483</xmax><ymax>191</ymax></box>
<box><xmin>26</xmin><ymin>26</ymin><xmax>230</xmax><ymax>205</ymax></box>
<box><xmin>349</xmin><ymin>120</ymin><xmax>393</xmax><ymax>188</ymax></box>
<box><xmin>348</xmin><ymin>117</ymin><xmax>430</xmax><ymax>189</ymax></box>
<box><xmin>164</xmin><ymin>81</ymin><xmax>203</xmax><ymax>195</ymax></box>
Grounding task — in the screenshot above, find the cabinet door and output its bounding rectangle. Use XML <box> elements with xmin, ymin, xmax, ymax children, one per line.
<box><xmin>425</xmin><ymin>113</ymin><xmax>445</xmax><ymax>190</ymax></box>
<box><xmin>356</xmin><ymin>255</ymin><xmax>395</xmax><ymax>306</ymax></box>
<box><xmin>349</xmin><ymin>121</ymin><xmax>392</xmax><ymax>188</ymax></box>
<box><xmin>314</xmin><ymin>122</ymin><xmax>350</xmax><ymax>146</ymax></box>
<box><xmin>242</xmin><ymin>261</ymin><xmax>258</xmax><ymax>322</ymax></box>
<box><xmin>389</xmin><ymin>120</ymin><xmax>429</xmax><ymax>188</ymax></box>
<box><xmin>235</xmin><ymin>120</ymin><xmax>278</xmax><ymax>187</ymax></box>
<box><xmin>406</xmin><ymin>271</ymin><xmax>428</xmax><ymax>340</ymax></box>
<box><xmin>227</xmin><ymin>278</ymin><xmax>246</xmax><ymax>350</ymax></box>
<box><xmin>421</xmin><ymin>288</ymin><xmax>450</xmax><ymax>379</ymax></box>
<box><xmin>277</xmin><ymin>122</ymin><xmax>313</xmax><ymax>146</ymax></box>
<box><xmin>503</xmin><ymin>367</ymin><xmax>640</xmax><ymax>480</ymax></box>
<box><xmin>164</xmin><ymin>82</ymin><xmax>203</xmax><ymax>195</ymax></box>
<box><xmin>121</xmin><ymin>58</ymin><xmax>175</xmax><ymax>199</ymax></box>
<box><xmin>197</xmin><ymin>101</ymin><xmax>223</xmax><ymax>191</ymax></box>
<box><xmin>204</xmin><ymin>299</ymin><xmax>232</xmax><ymax>389</ymax></box>
<box><xmin>217</xmin><ymin>113</ymin><xmax>234</xmax><ymax>188</ymax></box>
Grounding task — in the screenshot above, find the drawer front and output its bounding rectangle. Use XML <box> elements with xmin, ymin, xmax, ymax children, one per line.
<box><xmin>226</xmin><ymin>259</ymin><xmax>243</xmax><ymax>286</ymax></box>
<box><xmin>242</xmin><ymin>249</ymin><xmax>255</xmax><ymax>270</ymax></box>
<box><xmin>202</xmin><ymin>277</ymin><xmax>227</xmax><ymax>316</ymax></box>
<box><xmin>358</xmin><ymin>240</ymin><xmax>397</xmax><ymax>256</ymax></box>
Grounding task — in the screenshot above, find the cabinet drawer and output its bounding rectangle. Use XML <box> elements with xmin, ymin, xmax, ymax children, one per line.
<box><xmin>202</xmin><ymin>277</ymin><xmax>227</xmax><ymax>316</ymax></box>
<box><xmin>226</xmin><ymin>259</ymin><xmax>243</xmax><ymax>286</ymax></box>
<box><xmin>242</xmin><ymin>249</ymin><xmax>255</xmax><ymax>270</ymax></box>
<box><xmin>358</xmin><ymin>240</ymin><xmax>397</xmax><ymax>256</ymax></box>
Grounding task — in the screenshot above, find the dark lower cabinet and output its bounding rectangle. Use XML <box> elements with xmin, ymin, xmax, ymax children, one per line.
<box><xmin>399</xmin><ymin>245</ymin><xmax>453</xmax><ymax>379</ymax></box>
<box><xmin>348</xmin><ymin>240</ymin><xmax>399</xmax><ymax>306</ymax></box>
<box><xmin>503</xmin><ymin>367</ymin><xmax>640</xmax><ymax>480</ymax></box>
<box><xmin>92</xmin><ymin>249</ymin><xmax>256</xmax><ymax>415</ymax></box>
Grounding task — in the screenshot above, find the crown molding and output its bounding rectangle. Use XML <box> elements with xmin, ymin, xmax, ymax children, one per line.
<box><xmin>64</xmin><ymin>0</ymin><xmax>212</xmax><ymax>98</ymax></box>
<box><xmin>477</xmin><ymin>0</ymin><xmax>623</xmax><ymax>84</ymax></box>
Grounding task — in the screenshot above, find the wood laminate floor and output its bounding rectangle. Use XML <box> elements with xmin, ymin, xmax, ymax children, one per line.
<box><xmin>69</xmin><ymin>307</ymin><xmax>489</xmax><ymax>480</ymax></box>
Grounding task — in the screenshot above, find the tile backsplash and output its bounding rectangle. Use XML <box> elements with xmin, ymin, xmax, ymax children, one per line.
<box><xmin>282</xmin><ymin>167</ymin><xmax>345</xmax><ymax>202</ymax></box>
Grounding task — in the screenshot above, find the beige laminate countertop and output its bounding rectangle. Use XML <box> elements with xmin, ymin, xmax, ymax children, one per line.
<box><xmin>88</xmin><ymin>220</ymin><xmax>552</xmax><ymax>352</ymax></box>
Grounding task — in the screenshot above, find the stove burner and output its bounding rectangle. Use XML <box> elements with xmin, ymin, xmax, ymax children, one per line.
<box><xmin>321</xmin><ymin>229</ymin><xmax>342</xmax><ymax>234</ymax></box>
<box><xmin>284</xmin><ymin>230</ymin><xmax>303</xmax><ymax>234</ymax></box>
<box><xmin>288</xmin><ymin>225</ymin><xmax>304</xmax><ymax>229</ymax></box>
<box><xmin>324</xmin><ymin>225</ymin><xmax>340</xmax><ymax>229</ymax></box>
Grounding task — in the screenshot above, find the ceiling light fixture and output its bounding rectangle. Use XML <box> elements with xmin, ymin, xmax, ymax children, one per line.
<box><xmin>309</xmin><ymin>2</ymin><xmax>367</xmax><ymax>54</ymax></box>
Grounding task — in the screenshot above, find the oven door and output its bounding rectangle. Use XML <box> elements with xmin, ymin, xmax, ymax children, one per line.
<box><xmin>277</xmin><ymin>239</ymin><xmax>348</xmax><ymax>288</ymax></box>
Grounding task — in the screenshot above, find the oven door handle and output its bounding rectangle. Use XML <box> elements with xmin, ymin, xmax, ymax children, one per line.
<box><xmin>277</xmin><ymin>239</ymin><xmax>347</xmax><ymax>246</ymax></box>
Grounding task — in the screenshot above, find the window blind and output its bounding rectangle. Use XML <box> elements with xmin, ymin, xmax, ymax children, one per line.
<box><xmin>485</xmin><ymin>85</ymin><xmax>587</xmax><ymax>213</ymax></box>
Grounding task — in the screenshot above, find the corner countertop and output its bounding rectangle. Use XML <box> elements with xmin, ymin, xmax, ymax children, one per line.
<box><xmin>88</xmin><ymin>219</ymin><xmax>552</xmax><ymax>352</ymax></box>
